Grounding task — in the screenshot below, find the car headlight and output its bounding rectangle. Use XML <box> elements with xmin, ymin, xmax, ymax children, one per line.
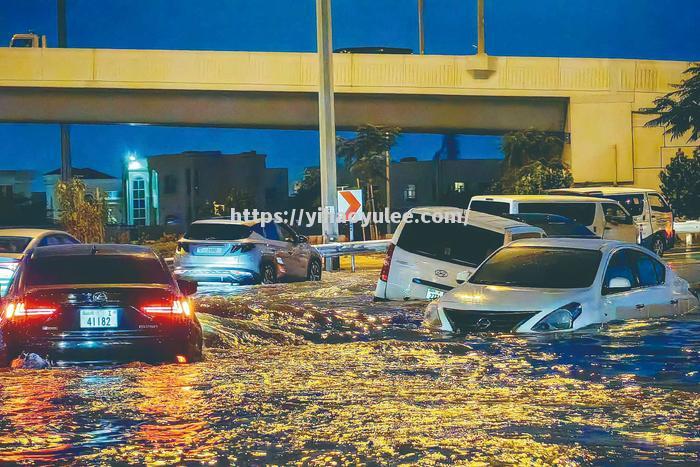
<box><xmin>531</xmin><ymin>302</ymin><xmax>582</xmax><ymax>332</ymax></box>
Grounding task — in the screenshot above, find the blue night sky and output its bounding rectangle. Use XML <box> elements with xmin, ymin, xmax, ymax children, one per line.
<box><xmin>1</xmin><ymin>0</ymin><xmax>698</xmax><ymax>191</ymax></box>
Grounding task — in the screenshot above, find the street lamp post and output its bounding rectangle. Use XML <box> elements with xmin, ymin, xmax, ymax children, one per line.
<box><xmin>316</xmin><ymin>0</ymin><xmax>340</xmax><ymax>269</ymax></box>
<box><xmin>58</xmin><ymin>0</ymin><xmax>71</xmax><ymax>183</ymax></box>
<box><xmin>477</xmin><ymin>0</ymin><xmax>486</xmax><ymax>55</ymax></box>
<box><xmin>418</xmin><ymin>0</ymin><xmax>425</xmax><ymax>55</ymax></box>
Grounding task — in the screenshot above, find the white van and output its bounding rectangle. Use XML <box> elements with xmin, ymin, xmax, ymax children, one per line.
<box><xmin>548</xmin><ymin>187</ymin><xmax>675</xmax><ymax>256</ymax></box>
<box><xmin>468</xmin><ymin>195</ymin><xmax>638</xmax><ymax>243</ymax></box>
<box><xmin>374</xmin><ymin>208</ymin><xmax>545</xmax><ymax>301</ymax></box>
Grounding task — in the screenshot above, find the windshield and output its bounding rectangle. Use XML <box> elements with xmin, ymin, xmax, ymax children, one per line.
<box><xmin>470</xmin><ymin>246</ymin><xmax>602</xmax><ymax>288</ymax></box>
<box><xmin>606</xmin><ymin>194</ymin><xmax>645</xmax><ymax>216</ymax></box>
<box><xmin>185</xmin><ymin>223</ymin><xmax>253</xmax><ymax>241</ymax></box>
<box><xmin>26</xmin><ymin>255</ymin><xmax>170</xmax><ymax>285</ymax></box>
<box><xmin>0</xmin><ymin>236</ymin><xmax>32</xmax><ymax>254</ymax></box>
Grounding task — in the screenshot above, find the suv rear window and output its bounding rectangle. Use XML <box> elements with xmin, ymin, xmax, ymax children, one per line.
<box><xmin>469</xmin><ymin>200</ymin><xmax>510</xmax><ymax>216</ymax></box>
<box><xmin>185</xmin><ymin>223</ymin><xmax>254</xmax><ymax>240</ymax></box>
<box><xmin>518</xmin><ymin>202</ymin><xmax>596</xmax><ymax>226</ymax></box>
<box><xmin>26</xmin><ymin>255</ymin><xmax>171</xmax><ymax>285</ymax></box>
<box><xmin>397</xmin><ymin>222</ymin><xmax>504</xmax><ymax>267</ymax></box>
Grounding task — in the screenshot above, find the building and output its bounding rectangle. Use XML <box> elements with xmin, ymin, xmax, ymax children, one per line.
<box><xmin>147</xmin><ymin>151</ymin><xmax>289</xmax><ymax>226</ymax></box>
<box><xmin>0</xmin><ymin>170</ymin><xmax>33</xmax><ymax>199</ymax></box>
<box><xmin>44</xmin><ymin>168</ymin><xmax>123</xmax><ymax>223</ymax></box>
<box><xmin>391</xmin><ymin>158</ymin><xmax>501</xmax><ymax>212</ymax></box>
<box><xmin>295</xmin><ymin>158</ymin><xmax>501</xmax><ymax>213</ymax></box>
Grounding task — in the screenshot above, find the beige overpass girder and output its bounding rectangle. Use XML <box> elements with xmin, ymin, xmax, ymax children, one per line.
<box><xmin>0</xmin><ymin>49</ymin><xmax>692</xmax><ymax>189</ymax></box>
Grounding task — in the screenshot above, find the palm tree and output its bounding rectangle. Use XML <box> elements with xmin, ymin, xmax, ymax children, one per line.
<box><xmin>642</xmin><ymin>63</ymin><xmax>700</xmax><ymax>143</ymax></box>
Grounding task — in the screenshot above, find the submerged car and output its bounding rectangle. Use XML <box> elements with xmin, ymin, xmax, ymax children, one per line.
<box><xmin>0</xmin><ymin>244</ymin><xmax>202</xmax><ymax>366</ymax></box>
<box><xmin>0</xmin><ymin>229</ymin><xmax>80</xmax><ymax>296</ymax></box>
<box><xmin>374</xmin><ymin>208</ymin><xmax>545</xmax><ymax>301</ymax></box>
<box><xmin>426</xmin><ymin>238</ymin><xmax>698</xmax><ymax>333</ymax></box>
<box><xmin>174</xmin><ymin>219</ymin><xmax>323</xmax><ymax>285</ymax></box>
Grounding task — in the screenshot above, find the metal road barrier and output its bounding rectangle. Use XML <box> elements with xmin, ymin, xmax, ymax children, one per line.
<box><xmin>313</xmin><ymin>239</ymin><xmax>391</xmax><ymax>258</ymax></box>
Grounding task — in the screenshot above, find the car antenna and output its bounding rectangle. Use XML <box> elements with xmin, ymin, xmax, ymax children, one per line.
<box><xmin>91</xmin><ymin>245</ymin><xmax>98</xmax><ymax>255</ymax></box>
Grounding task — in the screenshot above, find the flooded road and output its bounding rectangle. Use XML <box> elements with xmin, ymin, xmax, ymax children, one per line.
<box><xmin>1</xmin><ymin>261</ymin><xmax>699</xmax><ymax>464</ymax></box>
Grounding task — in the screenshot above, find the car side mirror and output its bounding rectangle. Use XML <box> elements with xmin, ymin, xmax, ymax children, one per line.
<box><xmin>297</xmin><ymin>235</ymin><xmax>309</xmax><ymax>243</ymax></box>
<box><xmin>606</xmin><ymin>277</ymin><xmax>632</xmax><ymax>293</ymax></box>
<box><xmin>177</xmin><ymin>279</ymin><xmax>198</xmax><ymax>296</ymax></box>
<box><xmin>456</xmin><ymin>270</ymin><xmax>472</xmax><ymax>285</ymax></box>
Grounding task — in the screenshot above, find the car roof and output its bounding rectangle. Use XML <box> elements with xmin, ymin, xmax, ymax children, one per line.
<box><xmin>405</xmin><ymin>207</ymin><xmax>542</xmax><ymax>232</ymax></box>
<box><xmin>471</xmin><ymin>194</ymin><xmax>607</xmax><ymax>203</ymax></box>
<box><xmin>0</xmin><ymin>228</ymin><xmax>70</xmax><ymax>238</ymax></box>
<box><xmin>505</xmin><ymin>237</ymin><xmax>627</xmax><ymax>251</ymax></box>
<box><xmin>191</xmin><ymin>218</ymin><xmax>260</xmax><ymax>227</ymax></box>
<box><xmin>30</xmin><ymin>243</ymin><xmax>158</xmax><ymax>258</ymax></box>
<box><xmin>550</xmin><ymin>186</ymin><xmax>657</xmax><ymax>195</ymax></box>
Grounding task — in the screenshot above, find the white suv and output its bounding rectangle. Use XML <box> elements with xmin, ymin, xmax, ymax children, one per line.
<box><xmin>374</xmin><ymin>208</ymin><xmax>545</xmax><ymax>301</ymax></box>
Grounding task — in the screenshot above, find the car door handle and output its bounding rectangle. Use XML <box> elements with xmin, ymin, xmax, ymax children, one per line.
<box><xmin>670</xmin><ymin>299</ymin><xmax>679</xmax><ymax>305</ymax></box>
<box><xmin>635</xmin><ymin>304</ymin><xmax>645</xmax><ymax>309</ymax></box>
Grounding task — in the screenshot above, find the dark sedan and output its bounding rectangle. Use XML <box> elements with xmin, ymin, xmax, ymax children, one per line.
<box><xmin>0</xmin><ymin>244</ymin><xmax>202</xmax><ymax>366</ymax></box>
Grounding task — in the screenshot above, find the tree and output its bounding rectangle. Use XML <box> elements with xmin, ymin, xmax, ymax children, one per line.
<box><xmin>642</xmin><ymin>63</ymin><xmax>700</xmax><ymax>143</ymax></box>
<box><xmin>659</xmin><ymin>148</ymin><xmax>700</xmax><ymax>219</ymax></box>
<box><xmin>497</xmin><ymin>128</ymin><xmax>567</xmax><ymax>193</ymax></box>
<box><xmin>501</xmin><ymin>128</ymin><xmax>564</xmax><ymax>170</ymax></box>
<box><xmin>336</xmin><ymin>124</ymin><xmax>401</xmax><ymax>201</ymax></box>
<box><xmin>513</xmin><ymin>160</ymin><xmax>574</xmax><ymax>194</ymax></box>
<box><xmin>290</xmin><ymin>167</ymin><xmax>321</xmax><ymax>211</ymax></box>
<box><xmin>55</xmin><ymin>178</ymin><xmax>107</xmax><ymax>242</ymax></box>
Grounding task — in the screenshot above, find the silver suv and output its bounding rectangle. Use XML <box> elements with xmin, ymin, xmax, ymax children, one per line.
<box><xmin>173</xmin><ymin>219</ymin><xmax>322</xmax><ymax>285</ymax></box>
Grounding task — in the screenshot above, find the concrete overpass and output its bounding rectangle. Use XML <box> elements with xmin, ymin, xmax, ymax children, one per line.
<box><xmin>0</xmin><ymin>48</ymin><xmax>693</xmax><ymax>188</ymax></box>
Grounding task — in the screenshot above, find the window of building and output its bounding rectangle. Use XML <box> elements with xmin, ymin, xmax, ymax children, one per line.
<box><xmin>185</xmin><ymin>169</ymin><xmax>192</xmax><ymax>195</ymax></box>
<box><xmin>453</xmin><ymin>182</ymin><xmax>465</xmax><ymax>193</ymax></box>
<box><xmin>132</xmin><ymin>177</ymin><xmax>147</xmax><ymax>226</ymax></box>
<box><xmin>0</xmin><ymin>185</ymin><xmax>13</xmax><ymax>198</ymax></box>
<box><xmin>404</xmin><ymin>184</ymin><xmax>416</xmax><ymax>201</ymax></box>
<box><xmin>164</xmin><ymin>175</ymin><xmax>177</xmax><ymax>194</ymax></box>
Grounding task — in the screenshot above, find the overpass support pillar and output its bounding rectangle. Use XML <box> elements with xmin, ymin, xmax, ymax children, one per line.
<box><xmin>568</xmin><ymin>100</ymin><xmax>634</xmax><ymax>186</ymax></box>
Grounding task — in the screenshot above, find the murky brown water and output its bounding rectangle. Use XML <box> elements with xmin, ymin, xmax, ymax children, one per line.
<box><xmin>1</xmin><ymin>269</ymin><xmax>699</xmax><ymax>464</ymax></box>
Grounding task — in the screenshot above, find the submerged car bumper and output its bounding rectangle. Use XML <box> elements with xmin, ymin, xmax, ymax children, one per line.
<box><xmin>2</xmin><ymin>328</ymin><xmax>201</xmax><ymax>364</ymax></box>
<box><xmin>173</xmin><ymin>266</ymin><xmax>259</xmax><ymax>284</ymax></box>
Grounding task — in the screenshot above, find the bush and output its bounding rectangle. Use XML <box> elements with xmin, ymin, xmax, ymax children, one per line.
<box><xmin>55</xmin><ymin>178</ymin><xmax>107</xmax><ymax>243</ymax></box>
<box><xmin>514</xmin><ymin>161</ymin><xmax>574</xmax><ymax>195</ymax></box>
<box><xmin>660</xmin><ymin>148</ymin><xmax>700</xmax><ymax>219</ymax></box>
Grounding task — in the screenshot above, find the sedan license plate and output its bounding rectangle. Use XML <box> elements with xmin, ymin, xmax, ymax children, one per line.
<box><xmin>80</xmin><ymin>309</ymin><xmax>118</xmax><ymax>329</ymax></box>
<box><xmin>426</xmin><ymin>288</ymin><xmax>444</xmax><ymax>300</ymax></box>
<box><xmin>196</xmin><ymin>246</ymin><xmax>225</xmax><ymax>255</ymax></box>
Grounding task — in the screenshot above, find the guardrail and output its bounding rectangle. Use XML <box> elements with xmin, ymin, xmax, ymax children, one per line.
<box><xmin>314</xmin><ymin>239</ymin><xmax>391</xmax><ymax>258</ymax></box>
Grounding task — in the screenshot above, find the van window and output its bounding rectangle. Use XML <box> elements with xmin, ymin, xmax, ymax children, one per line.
<box><xmin>518</xmin><ymin>202</ymin><xmax>596</xmax><ymax>226</ymax></box>
<box><xmin>648</xmin><ymin>193</ymin><xmax>671</xmax><ymax>213</ymax></box>
<box><xmin>469</xmin><ymin>200</ymin><xmax>510</xmax><ymax>216</ymax></box>
<box><xmin>397</xmin><ymin>222</ymin><xmax>504</xmax><ymax>267</ymax></box>
<box><xmin>606</xmin><ymin>194</ymin><xmax>645</xmax><ymax>216</ymax></box>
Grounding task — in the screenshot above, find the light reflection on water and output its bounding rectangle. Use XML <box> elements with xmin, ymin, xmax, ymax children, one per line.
<box><xmin>1</xmin><ymin>270</ymin><xmax>699</xmax><ymax>464</ymax></box>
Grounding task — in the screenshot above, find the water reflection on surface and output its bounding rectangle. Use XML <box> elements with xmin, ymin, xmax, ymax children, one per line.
<box><xmin>1</xmin><ymin>270</ymin><xmax>699</xmax><ymax>464</ymax></box>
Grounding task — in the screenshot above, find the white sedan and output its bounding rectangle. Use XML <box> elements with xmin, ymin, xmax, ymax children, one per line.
<box><xmin>0</xmin><ymin>229</ymin><xmax>80</xmax><ymax>295</ymax></box>
<box><xmin>425</xmin><ymin>238</ymin><xmax>698</xmax><ymax>333</ymax></box>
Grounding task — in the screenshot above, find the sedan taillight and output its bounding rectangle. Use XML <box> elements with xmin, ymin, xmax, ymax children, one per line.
<box><xmin>4</xmin><ymin>301</ymin><xmax>57</xmax><ymax>319</ymax></box>
<box><xmin>142</xmin><ymin>299</ymin><xmax>191</xmax><ymax>317</ymax></box>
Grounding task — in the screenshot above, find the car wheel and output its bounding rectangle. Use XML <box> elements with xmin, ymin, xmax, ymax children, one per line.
<box><xmin>260</xmin><ymin>263</ymin><xmax>277</xmax><ymax>284</ymax></box>
<box><xmin>652</xmin><ymin>236</ymin><xmax>665</xmax><ymax>257</ymax></box>
<box><xmin>307</xmin><ymin>258</ymin><xmax>322</xmax><ymax>281</ymax></box>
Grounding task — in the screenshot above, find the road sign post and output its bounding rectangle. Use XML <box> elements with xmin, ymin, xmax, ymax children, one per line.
<box><xmin>338</xmin><ymin>189</ymin><xmax>363</xmax><ymax>272</ymax></box>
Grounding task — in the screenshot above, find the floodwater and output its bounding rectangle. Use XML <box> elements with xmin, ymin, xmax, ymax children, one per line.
<box><xmin>1</xmin><ymin>266</ymin><xmax>699</xmax><ymax>464</ymax></box>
